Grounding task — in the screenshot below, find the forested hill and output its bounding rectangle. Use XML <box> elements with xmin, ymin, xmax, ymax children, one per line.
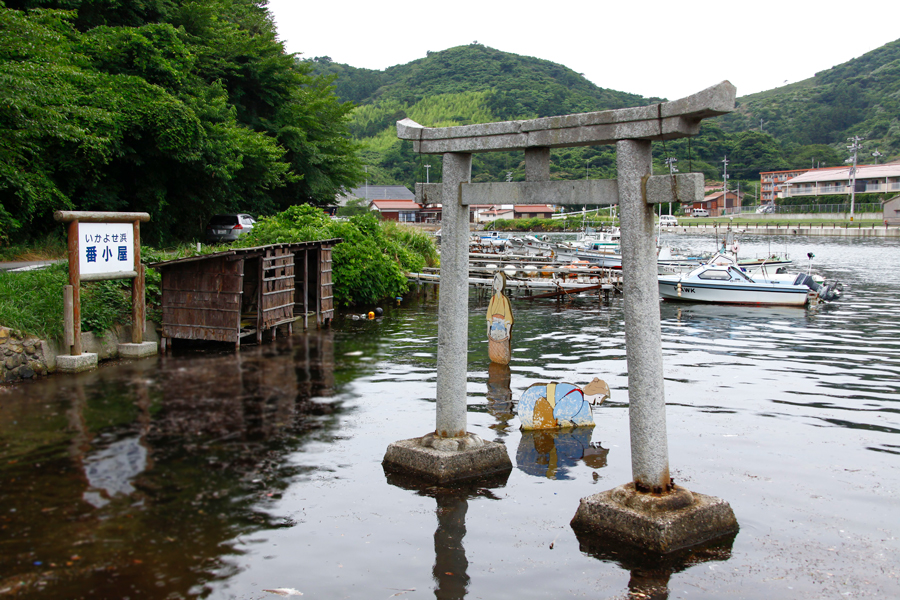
<box><xmin>312</xmin><ymin>44</ymin><xmax>658</xmax><ymax>116</ymax></box>
<box><xmin>310</xmin><ymin>41</ymin><xmax>900</xmax><ymax>195</ymax></box>
<box><xmin>307</xmin><ymin>44</ymin><xmax>664</xmax><ymax>190</ymax></box>
<box><xmin>720</xmin><ymin>37</ymin><xmax>900</xmax><ymax>157</ymax></box>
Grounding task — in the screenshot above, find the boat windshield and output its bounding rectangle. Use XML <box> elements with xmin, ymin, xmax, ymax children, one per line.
<box><xmin>727</xmin><ymin>266</ymin><xmax>755</xmax><ymax>282</ymax></box>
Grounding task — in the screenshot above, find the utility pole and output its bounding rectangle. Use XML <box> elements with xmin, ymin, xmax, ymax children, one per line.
<box><xmin>847</xmin><ymin>137</ymin><xmax>862</xmax><ymax>221</ymax></box>
<box><xmin>664</xmin><ymin>157</ymin><xmax>678</xmax><ymax>215</ymax></box>
<box><xmin>424</xmin><ymin>164</ymin><xmax>431</xmax><ymax>184</ymax></box>
<box><xmin>872</xmin><ymin>150</ymin><xmax>882</xmax><ymax>164</ymax></box>
<box><xmin>722</xmin><ymin>156</ymin><xmax>730</xmax><ymax>216</ymax></box>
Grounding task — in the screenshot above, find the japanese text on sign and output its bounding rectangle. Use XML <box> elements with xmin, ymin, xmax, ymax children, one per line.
<box><xmin>78</xmin><ymin>222</ymin><xmax>134</xmax><ymax>276</ymax></box>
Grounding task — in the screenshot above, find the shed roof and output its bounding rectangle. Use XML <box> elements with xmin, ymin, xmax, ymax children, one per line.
<box><xmin>349</xmin><ymin>185</ymin><xmax>415</xmax><ymax>201</ymax></box>
<box><xmin>149</xmin><ymin>240</ymin><xmax>342</xmax><ymax>269</ymax></box>
<box><xmin>514</xmin><ymin>205</ymin><xmax>555</xmax><ymax>213</ymax></box>
<box><xmin>370</xmin><ymin>200</ymin><xmax>422</xmax><ymax>211</ymax></box>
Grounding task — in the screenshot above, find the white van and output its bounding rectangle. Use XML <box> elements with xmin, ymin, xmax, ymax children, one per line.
<box><xmin>659</xmin><ymin>215</ymin><xmax>678</xmax><ymax>226</ymax></box>
<box><xmin>691</xmin><ymin>208</ymin><xmax>710</xmax><ymax>217</ymax></box>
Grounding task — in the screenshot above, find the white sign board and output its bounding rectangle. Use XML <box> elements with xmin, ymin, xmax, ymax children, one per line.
<box><xmin>78</xmin><ymin>222</ymin><xmax>135</xmax><ymax>276</ymax></box>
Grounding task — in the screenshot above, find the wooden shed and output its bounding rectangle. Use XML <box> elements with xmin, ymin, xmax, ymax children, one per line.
<box><xmin>150</xmin><ymin>240</ymin><xmax>340</xmax><ymax>350</ymax></box>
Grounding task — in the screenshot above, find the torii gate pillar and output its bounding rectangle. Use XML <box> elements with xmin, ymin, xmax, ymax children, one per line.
<box><xmin>382</xmin><ymin>150</ymin><xmax>514</xmax><ymax>483</ymax></box>
<box><xmin>435</xmin><ymin>152</ymin><xmax>474</xmax><ymax>438</ymax></box>
<box><xmin>616</xmin><ymin>139</ymin><xmax>671</xmax><ymax>491</ymax></box>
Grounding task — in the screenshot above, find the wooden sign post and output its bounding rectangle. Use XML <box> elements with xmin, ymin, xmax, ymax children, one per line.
<box><xmin>54</xmin><ymin>211</ymin><xmax>155</xmax><ymax>371</ymax></box>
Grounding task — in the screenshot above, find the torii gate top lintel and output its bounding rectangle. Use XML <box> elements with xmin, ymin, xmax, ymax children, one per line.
<box><xmin>397</xmin><ymin>81</ymin><xmax>735</xmax><ymax>154</ymax></box>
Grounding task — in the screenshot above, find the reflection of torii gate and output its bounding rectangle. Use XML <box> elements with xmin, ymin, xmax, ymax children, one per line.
<box><xmin>384</xmin><ymin>83</ymin><xmax>739</xmax><ymax>550</ymax></box>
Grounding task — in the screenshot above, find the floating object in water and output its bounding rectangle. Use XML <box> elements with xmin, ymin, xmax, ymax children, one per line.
<box><xmin>375</xmin><ymin>307</ymin><xmax>383</xmax><ymax>316</ymax></box>
<box><xmin>517</xmin><ymin>378</ymin><xmax>609</xmax><ymax>430</ymax></box>
<box><xmin>367</xmin><ymin>311</ymin><xmax>375</xmax><ymax>320</ymax></box>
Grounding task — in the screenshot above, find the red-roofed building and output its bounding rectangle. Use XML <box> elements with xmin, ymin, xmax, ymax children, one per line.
<box><xmin>695</xmin><ymin>190</ymin><xmax>743</xmax><ymax>217</ymax></box>
<box><xmin>370</xmin><ymin>199</ymin><xmax>422</xmax><ymax>222</ymax></box>
<box><xmin>759</xmin><ymin>169</ymin><xmax>812</xmax><ymax>203</ymax></box>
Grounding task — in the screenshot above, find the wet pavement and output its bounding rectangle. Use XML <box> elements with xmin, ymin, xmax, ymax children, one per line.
<box><xmin>1</xmin><ymin>235</ymin><xmax>899</xmax><ymax>599</ymax></box>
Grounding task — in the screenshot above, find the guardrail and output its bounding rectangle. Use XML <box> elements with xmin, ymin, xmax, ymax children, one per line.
<box><xmin>713</xmin><ymin>203</ymin><xmax>883</xmax><ymax>217</ymax></box>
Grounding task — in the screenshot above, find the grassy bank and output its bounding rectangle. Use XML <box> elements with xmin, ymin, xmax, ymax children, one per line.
<box><xmin>0</xmin><ymin>263</ymin><xmax>131</xmax><ymax>340</ymax></box>
<box><xmin>0</xmin><ymin>212</ymin><xmax>439</xmax><ymax>339</ymax></box>
<box><xmin>0</xmin><ymin>245</ymin><xmax>199</xmax><ymax>340</ymax></box>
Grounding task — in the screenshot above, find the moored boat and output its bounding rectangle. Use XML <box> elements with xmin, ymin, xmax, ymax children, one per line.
<box><xmin>658</xmin><ymin>254</ymin><xmax>840</xmax><ymax>306</ymax></box>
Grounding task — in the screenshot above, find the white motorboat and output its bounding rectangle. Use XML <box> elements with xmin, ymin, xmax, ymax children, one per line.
<box><xmin>658</xmin><ymin>254</ymin><xmax>840</xmax><ymax>306</ymax></box>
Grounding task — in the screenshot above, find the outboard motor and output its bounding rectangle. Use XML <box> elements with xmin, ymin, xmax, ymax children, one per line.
<box><xmin>793</xmin><ymin>272</ymin><xmax>841</xmax><ymax>302</ymax></box>
<box><xmin>793</xmin><ymin>273</ymin><xmax>824</xmax><ymax>295</ymax></box>
<box><xmin>822</xmin><ymin>281</ymin><xmax>842</xmax><ymax>302</ymax></box>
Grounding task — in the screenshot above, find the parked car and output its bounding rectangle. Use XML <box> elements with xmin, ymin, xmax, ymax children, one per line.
<box><xmin>659</xmin><ymin>215</ymin><xmax>678</xmax><ymax>226</ymax></box>
<box><xmin>205</xmin><ymin>213</ymin><xmax>256</xmax><ymax>243</ymax></box>
<box><xmin>691</xmin><ymin>208</ymin><xmax>710</xmax><ymax>217</ymax></box>
<box><xmin>756</xmin><ymin>204</ymin><xmax>775</xmax><ymax>214</ymax></box>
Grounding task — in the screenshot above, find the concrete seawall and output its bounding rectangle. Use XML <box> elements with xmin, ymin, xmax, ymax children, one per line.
<box><xmin>672</xmin><ymin>223</ymin><xmax>900</xmax><ymax>237</ymax></box>
<box><xmin>1</xmin><ymin>322</ymin><xmax>160</xmax><ymax>383</ymax></box>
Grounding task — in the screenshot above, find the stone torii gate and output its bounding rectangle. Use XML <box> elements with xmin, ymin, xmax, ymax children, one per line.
<box><xmin>383</xmin><ymin>82</ymin><xmax>739</xmax><ymax>551</ymax></box>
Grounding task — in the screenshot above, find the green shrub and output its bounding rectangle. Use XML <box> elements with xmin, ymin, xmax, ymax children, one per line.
<box><xmin>236</xmin><ymin>205</ymin><xmax>438</xmax><ymax>306</ymax></box>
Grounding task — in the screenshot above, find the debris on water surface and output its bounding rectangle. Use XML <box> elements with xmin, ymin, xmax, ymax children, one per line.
<box><xmin>262</xmin><ymin>588</ymin><xmax>303</xmax><ymax>596</ymax></box>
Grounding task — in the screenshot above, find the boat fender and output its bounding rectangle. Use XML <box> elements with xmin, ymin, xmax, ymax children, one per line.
<box><xmin>676</xmin><ymin>282</ymin><xmax>682</xmax><ymax>297</ymax></box>
<box><xmin>731</xmin><ymin>242</ymin><xmax>740</xmax><ymax>254</ymax></box>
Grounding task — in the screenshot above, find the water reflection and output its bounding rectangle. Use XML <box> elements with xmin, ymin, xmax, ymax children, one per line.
<box><xmin>574</xmin><ymin>530</ymin><xmax>736</xmax><ymax>600</ymax></box>
<box><xmin>516</xmin><ymin>429</ymin><xmax>609</xmax><ymax>479</ymax></box>
<box><xmin>384</xmin><ymin>472</ymin><xmax>509</xmax><ymax>600</ymax></box>
<box><xmin>0</xmin><ymin>331</ymin><xmax>341</xmax><ymax>599</ymax></box>
<box><xmin>485</xmin><ymin>362</ymin><xmax>514</xmax><ymax>438</ymax></box>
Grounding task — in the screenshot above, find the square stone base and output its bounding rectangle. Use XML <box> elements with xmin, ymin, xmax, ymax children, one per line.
<box><xmin>118</xmin><ymin>341</ymin><xmax>158</xmax><ymax>358</ymax></box>
<box><xmin>571</xmin><ymin>483</ymin><xmax>739</xmax><ymax>553</ymax></box>
<box><xmin>56</xmin><ymin>353</ymin><xmax>98</xmax><ymax>373</ymax></box>
<box><xmin>383</xmin><ymin>437</ymin><xmax>512</xmax><ymax>484</ymax></box>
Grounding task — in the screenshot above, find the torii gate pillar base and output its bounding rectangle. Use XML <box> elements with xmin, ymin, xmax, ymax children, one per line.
<box><xmin>571</xmin><ymin>483</ymin><xmax>738</xmax><ymax>554</ymax></box>
<box><xmin>383</xmin><ymin>433</ymin><xmax>512</xmax><ymax>485</ymax></box>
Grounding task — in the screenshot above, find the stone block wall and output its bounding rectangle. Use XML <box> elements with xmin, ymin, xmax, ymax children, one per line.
<box><xmin>0</xmin><ymin>327</ymin><xmax>49</xmax><ymax>382</ymax></box>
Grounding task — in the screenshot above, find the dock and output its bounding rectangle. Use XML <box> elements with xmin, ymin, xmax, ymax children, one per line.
<box><xmin>406</xmin><ymin>254</ymin><xmax>623</xmax><ymax>300</ymax></box>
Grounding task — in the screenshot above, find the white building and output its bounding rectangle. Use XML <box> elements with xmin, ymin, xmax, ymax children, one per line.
<box><xmin>783</xmin><ymin>161</ymin><xmax>900</xmax><ymax>198</ymax></box>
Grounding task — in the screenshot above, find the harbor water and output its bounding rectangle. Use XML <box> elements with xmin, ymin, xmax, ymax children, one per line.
<box><xmin>1</xmin><ymin>234</ymin><xmax>898</xmax><ymax>599</ymax></box>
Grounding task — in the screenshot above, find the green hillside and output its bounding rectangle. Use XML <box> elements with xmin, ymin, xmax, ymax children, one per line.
<box><xmin>307</xmin><ymin>44</ymin><xmax>661</xmax><ymax>190</ymax></box>
<box><xmin>720</xmin><ymin>38</ymin><xmax>900</xmax><ymax>160</ymax></box>
<box><xmin>310</xmin><ymin>40</ymin><xmax>900</xmax><ymax>201</ymax></box>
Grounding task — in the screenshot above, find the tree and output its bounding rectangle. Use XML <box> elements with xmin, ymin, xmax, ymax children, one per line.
<box><xmin>0</xmin><ymin>0</ymin><xmax>363</xmax><ymax>245</ymax></box>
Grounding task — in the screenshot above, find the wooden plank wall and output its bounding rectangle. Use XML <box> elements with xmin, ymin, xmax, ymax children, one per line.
<box><xmin>161</xmin><ymin>256</ymin><xmax>243</xmax><ymax>343</ymax></box>
<box><xmin>260</xmin><ymin>247</ymin><xmax>295</xmax><ymax>329</ymax></box>
<box><xmin>319</xmin><ymin>246</ymin><xmax>334</xmax><ymax>324</ymax></box>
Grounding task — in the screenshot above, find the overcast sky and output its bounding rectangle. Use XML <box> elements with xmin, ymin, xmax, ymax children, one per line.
<box><xmin>267</xmin><ymin>0</ymin><xmax>897</xmax><ymax>102</ymax></box>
